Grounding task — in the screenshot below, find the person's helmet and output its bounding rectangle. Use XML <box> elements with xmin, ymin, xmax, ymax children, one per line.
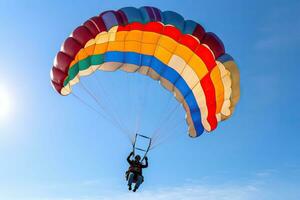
<box><xmin>135</xmin><ymin>155</ymin><xmax>141</xmax><ymax>161</ymax></box>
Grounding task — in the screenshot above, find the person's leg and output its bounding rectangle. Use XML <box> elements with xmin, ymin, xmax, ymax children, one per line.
<box><xmin>133</xmin><ymin>175</ymin><xmax>143</xmax><ymax>192</ymax></box>
<box><xmin>127</xmin><ymin>173</ymin><xmax>134</xmax><ymax>190</ymax></box>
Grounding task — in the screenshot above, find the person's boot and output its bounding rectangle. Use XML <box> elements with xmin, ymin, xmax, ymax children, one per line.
<box><xmin>133</xmin><ymin>187</ymin><xmax>137</xmax><ymax>192</ymax></box>
<box><xmin>128</xmin><ymin>185</ymin><xmax>132</xmax><ymax>191</ymax></box>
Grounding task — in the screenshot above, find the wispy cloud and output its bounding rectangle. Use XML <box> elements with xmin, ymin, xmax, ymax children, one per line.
<box><xmin>102</xmin><ymin>184</ymin><xmax>259</xmax><ymax>200</ymax></box>
<box><xmin>15</xmin><ymin>168</ymin><xmax>300</xmax><ymax>200</ymax></box>
<box><xmin>254</xmin><ymin>169</ymin><xmax>278</xmax><ymax>178</ymax></box>
<box><xmin>26</xmin><ymin>183</ymin><xmax>261</xmax><ymax>200</ymax></box>
<box><xmin>5</xmin><ymin>168</ymin><xmax>297</xmax><ymax>199</ymax></box>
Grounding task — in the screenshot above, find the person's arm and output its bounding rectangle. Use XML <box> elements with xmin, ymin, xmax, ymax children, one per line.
<box><xmin>127</xmin><ymin>152</ymin><xmax>134</xmax><ymax>164</ymax></box>
<box><xmin>141</xmin><ymin>156</ymin><xmax>148</xmax><ymax>168</ymax></box>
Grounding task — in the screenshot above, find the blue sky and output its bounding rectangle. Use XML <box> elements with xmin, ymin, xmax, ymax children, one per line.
<box><xmin>0</xmin><ymin>0</ymin><xmax>299</xmax><ymax>199</ymax></box>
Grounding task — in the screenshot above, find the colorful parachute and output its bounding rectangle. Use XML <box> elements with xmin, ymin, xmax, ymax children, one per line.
<box><xmin>51</xmin><ymin>6</ymin><xmax>240</xmax><ymax>137</ymax></box>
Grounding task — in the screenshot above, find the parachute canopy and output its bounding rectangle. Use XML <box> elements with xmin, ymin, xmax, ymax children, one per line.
<box><xmin>51</xmin><ymin>6</ymin><xmax>240</xmax><ymax>138</ymax></box>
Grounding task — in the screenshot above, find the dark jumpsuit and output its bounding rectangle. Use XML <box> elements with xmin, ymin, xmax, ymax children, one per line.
<box><xmin>126</xmin><ymin>152</ymin><xmax>148</xmax><ymax>189</ymax></box>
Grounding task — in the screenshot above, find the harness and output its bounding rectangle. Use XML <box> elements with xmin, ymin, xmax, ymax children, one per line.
<box><xmin>126</xmin><ymin>162</ymin><xmax>144</xmax><ymax>183</ymax></box>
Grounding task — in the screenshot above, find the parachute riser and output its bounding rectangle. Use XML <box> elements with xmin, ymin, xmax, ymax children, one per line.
<box><xmin>132</xmin><ymin>133</ymin><xmax>152</xmax><ymax>162</ymax></box>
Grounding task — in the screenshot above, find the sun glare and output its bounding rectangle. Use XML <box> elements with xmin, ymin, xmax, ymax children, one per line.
<box><xmin>0</xmin><ymin>85</ymin><xmax>13</xmax><ymax>120</ymax></box>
